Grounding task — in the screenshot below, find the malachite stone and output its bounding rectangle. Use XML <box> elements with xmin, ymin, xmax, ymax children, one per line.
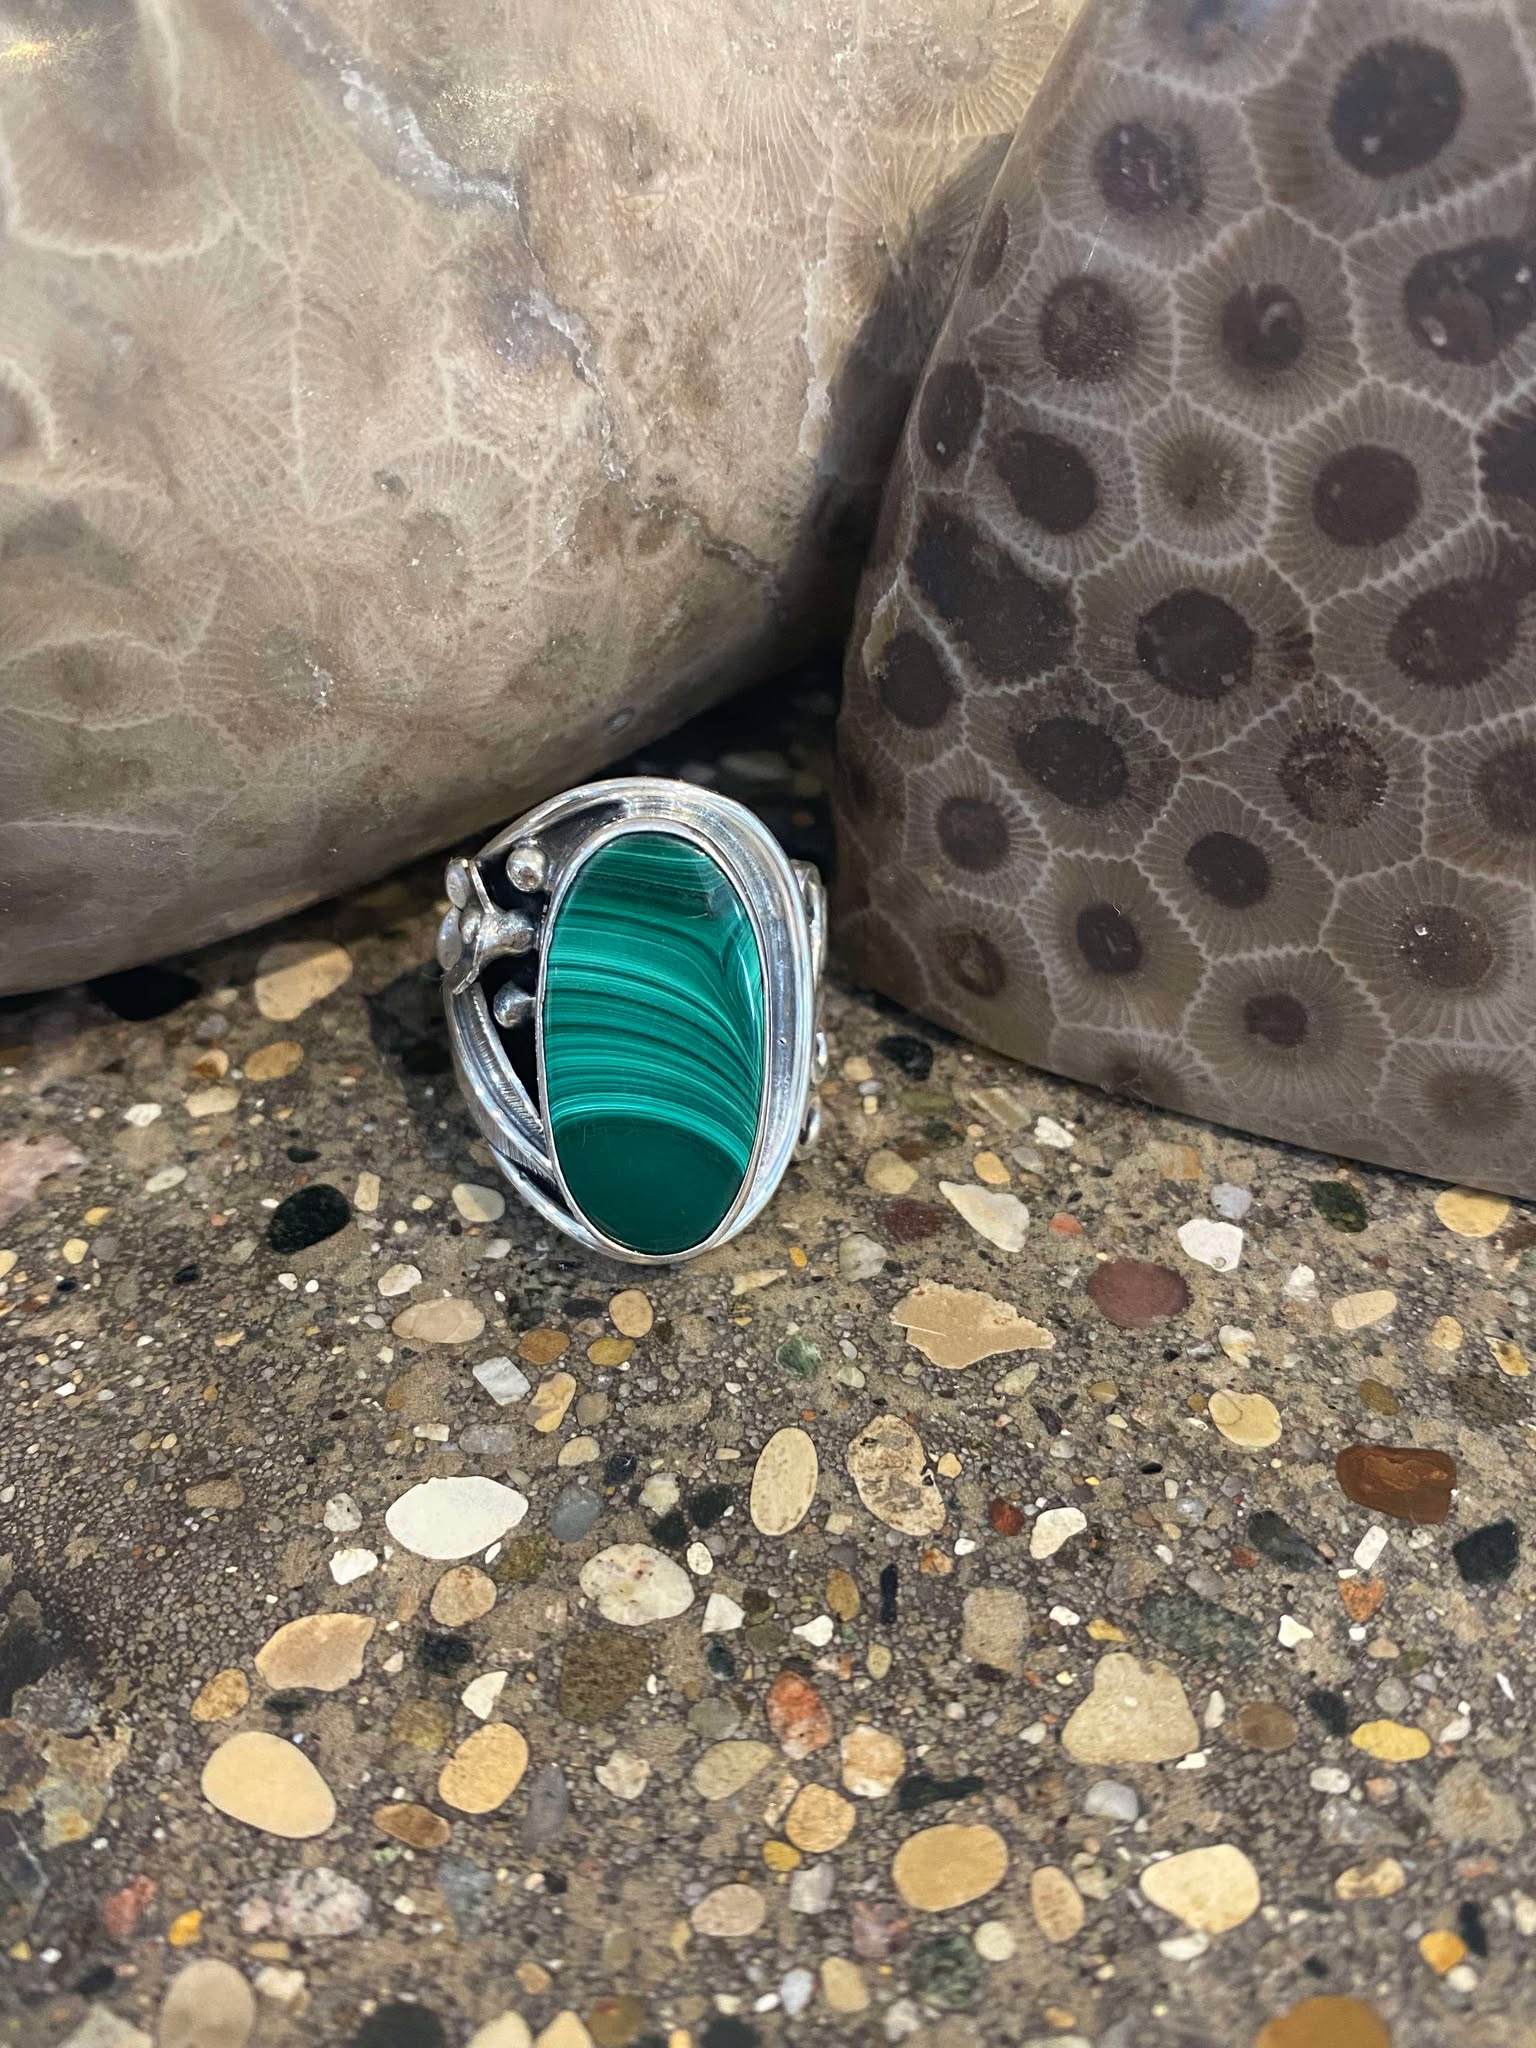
<box><xmin>542</xmin><ymin>830</ymin><xmax>766</xmax><ymax>1256</ymax></box>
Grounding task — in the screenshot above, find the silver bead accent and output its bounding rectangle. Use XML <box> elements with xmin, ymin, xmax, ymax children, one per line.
<box><xmin>492</xmin><ymin>984</ymin><xmax>534</xmax><ymax>1029</ymax></box>
<box><xmin>435</xmin><ymin>909</ymin><xmax>464</xmax><ymax>972</ymax></box>
<box><xmin>445</xmin><ymin>857</ymin><xmax>474</xmax><ymax>910</ymax></box>
<box><xmin>505</xmin><ymin>842</ymin><xmax>548</xmax><ymax>894</ymax></box>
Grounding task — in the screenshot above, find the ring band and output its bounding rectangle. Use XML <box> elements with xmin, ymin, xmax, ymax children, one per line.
<box><xmin>441</xmin><ymin>777</ymin><xmax>826</xmax><ymax>1264</ymax></box>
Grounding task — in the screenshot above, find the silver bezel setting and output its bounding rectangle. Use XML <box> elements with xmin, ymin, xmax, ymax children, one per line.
<box><xmin>442</xmin><ymin>777</ymin><xmax>825</xmax><ymax>1264</ymax></box>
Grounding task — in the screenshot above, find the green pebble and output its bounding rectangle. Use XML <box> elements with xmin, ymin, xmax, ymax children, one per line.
<box><xmin>776</xmin><ymin>1334</ymin><xmax>821</xmax><ymax>1380</ymax></box>
<box><xmin>1310</xmin><ymin>1181</ymin><xmax>1368</xmax><ymax>1232</ymax></box>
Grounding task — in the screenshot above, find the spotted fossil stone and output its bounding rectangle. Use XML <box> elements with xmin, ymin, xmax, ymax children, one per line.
<box><xmin>837</xmin><ymin>0</ymin><xmax>1536</xmax><ymax>1199</ymax></box>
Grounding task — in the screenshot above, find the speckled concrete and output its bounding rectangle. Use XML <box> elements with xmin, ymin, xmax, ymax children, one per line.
<box><xmin>2</xmin><ymin>677</ymin><xmax>1535</xmax><ymax>2048</ymax></box>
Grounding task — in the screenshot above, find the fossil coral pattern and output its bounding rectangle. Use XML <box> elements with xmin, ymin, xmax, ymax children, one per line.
<box><xmin>838</xmin><ymin>0</ymin><xmax>1536</xmax><ymax>1196</ymax></box>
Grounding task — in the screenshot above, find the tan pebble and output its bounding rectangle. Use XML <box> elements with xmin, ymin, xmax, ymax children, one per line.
<box><xmin>253</xmin><ymin>940</ymin><xmax>353</xmax><ymax>1021</ymax></box>
<box><xmin>1429</xmin><ymin>1316</ymin><xmax>1463</xmax><ymax>1352</ymax></box>
<box><xmin>1030</xmin><ymin>1865</ymin><xmax>1085</xmax><ymax>1944</ymax></box>
<box><xmin>1492</xmin><ymin>1338</ymin><xmax>1530</xmax><ymax>1378</ymax></box>
<box><xmin>466</xmin><ymin>2018</ymin><xmax>533</xmax><ymax>2048</ymax></box>
<box><xmin>254</xmin><ymin>1613</ymin><xmax>374</xmax><ymax>1693</ymax></box>
<box><xmin>1334</xmin><ymin>1856</ymin><xmax>1407</xmax><ymax>1901</ymax></box>
<box><xmin>438</xmin><ymin>1723</ymin><xmax>530</xmax><ymax>1814</ymax></box>
<box><xmin>1350</xmin><ymin>1719</ymin><xmax>1430</xmax><ymax>1763</ymax></box>
<box><xmin>391</xmin><ymin>1297</ymin><xmax>485</xmax><ymax>1345</ymax></box>
<box><xmin>840</xmin><ymin>1724</ymin><xmax>905</xmax><ymax>1799</ymax></box>
<box><xmin>529</xmin><ymin>1371</ymin><xmax>577</xmax><ymax>1432</ymax></box>
<box><xmin>1434</xmin><ymin>1187</ymin><xmax>1510</xmax><ymax>1238</ymax></box>
<box><xmin>609</xmin><ymin>1289</ymin><xmax>654</xmax><ymax>1338</ymax></box>
<box><xmin>690</xmin><ymin>1883</ymin><xmax>765</xmax><ymax>1938</ymax></box>
<box><xmin>519</xmin><ymin>1326</ymin><xmax>570</xmax><ymax>1367</ymax></box>
<box><xmin>191</xmin><ymin>1668</ymin><xmax>250</xmax><ymax>1723</ymax></box>
<box><xmin>186</xmin><ymin>1085</ymin><xmax>242</xmax><ymax>1119</ymax></box>
<box><xmin>518</xmin><ymin>1963</ymin><xmax>552</xmax><ymax>1996</ymax></box>
<box><xmin>244</xmin><ymin>1040</ymin><xmax>305</xmax><ymax>1082</ymax></box>
<box><xmin>1208</xmin><ymin>1391</ymin><xmax>1282</xmax><ymax>1449</ymax></box>
<box><xmin>430</xmin><ymin>1566</ymin><xmax>497</xmax><ymax>1627</ymax></box>
<box><xmin>864</xmin><ymin>1149</ymin><xmax>917</xmax><ymax>1195</ymax></box>
<box><xmin>750</xmin><ymin>1426</ymin><xmax>819</xmax><ymax>1537</ymax></box>
<box><xmin>587</xmin><ymin>1337</ymin><xmax>632</xmax><ymax>1367</ymax></box>
<box><xmin>190</xmin><ymin>1046</ymin><xmax>230</xmax><ymax>1079</ymax></box>
<box><xmin>158</xmin><ymin>1957</ymin><xmax>256</xmax><ymax>2048</ymax></box>
<box><xmin>826</xmin><ymin>1569</ymin><xmax>860</xmax><ymax>1621</ymax></box>
<box><xmin>1062</xmin><ymin>1654</ymin><xmax>1199</xmax><ymax>1765</ymax></box>
<box><xmin>731</xmin><ymin>1268</ymin><xmax>786</xmax><ymax>1295</ymax></box>
<box><xmin>185</xmin><ymin>1475</ymin><xmax>244</xmax><ymax>1511</ymax></box>
<box><xmin>1139</xmin><ymin>1843</ymin><xmax>1260</xmax><ymax>1934</ymax></box>
<box><xmin>374</xmin><ymin>1801</ymin><xmax>451</xmax><ymax>1850</ymax></box>
<box><xmin>785</xmin><ymin>1782</ymin><xmax>855</xmax><ymax>1853</ymax></box>
<box><xmin>842</xmin><ymin>1054</ymin><xmax>874</xmax><ymax>1082</ymax></box>
<box><xmin>557</xmin><ymin>1435</ymin><xmax>600</xmax><ymax>1467</ymax></box>
<box><xmin>534</xmin><ymin>2016</ymin><xmax>594</xmax><ymax>2048</ymax></box>
<box><xmin>1331</xmin><ymin>1290</ymin><xmax>1397</xmax><ymax>1332</ymax></box>
<box><xmin>201</xmin><ymin>1731</ymin><xmax>335</xmax><ymax>1838</ymax></box>
<box><xmin>939</xmin><ymin>1180</ymin><xmax>1029</xmax><ymax>1251</ymax></box>
<box><xmin>353</xmin><ymin>1171</ymin><xmax>381</xmax><ymax>1214</ymax></box>
<box><xmin>0</xmin><ymin>1251</ymin><xmax>17</xmax><ymax>1280</ymax></box>
<box><xmin>892</xmin><ymin>1823</ymin><xmax>1009</xmax><ymax>1912</ymax></box>
<box><xmin>691</xmin><ymin>1741</ymin><xmax>776</xmax><ymax>1802</ymax></box>
<box><xmin>935</xmin><ymin>1451</ymin><xmax>962</xmax><ymax>1478</ymax></box>
<box><xmin>1419</xmin><ymin>1928</ymin><xmax>1467</xmax><ymax>1974</ymax></box>
<box><xmin>972</xmin><ymin>1151</ymin><xmax>1010</xmax><ymax>1186</ymax></box>
<box><xmin>891</xmin><ymin>1281</ymin><xmax>1053</xmax><ymax>1371</ymax></box>
<box><xmin>61</xmin><ymin>1237</ymin><xmax>88</xmax><ymax>1266</ymax></box>
<box><xmin>762</xmin><ymin>1839</ymin><xmax>799</xmax><ymax>1872</ymax></box>
<box><xmin>846</xmin><ymin>1414</ymin><xmax>944</xmax><ymax>1536</ymax></box>
<box><xmin>452</xmin><ymin>1181</ymin><xmax>506</xmax><ymax>1223</ymax></box>
<box><xmin>867</xmin><ymin>1644</ymin><xmax>893</xmax><ymax>1680</ymax></box>
<box><xmin>819</xmin><ymin>1957</ymin><xmax>869</xmax><ymax>2014</ymax></box>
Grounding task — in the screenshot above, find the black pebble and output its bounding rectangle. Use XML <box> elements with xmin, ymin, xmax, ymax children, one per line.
<box><xmin>705</xmin><ymin>1641</ymin><xmax>736</xmax><ymax>1680</ymax></box>
<box><xmin>173</xmin><ymin>1264</ymin><xmax>199</xmax><ymax>1286</ymax></box>
<box><xmin>286</xmin><ymin>1144</ymin><xmax>321</xmax><ymax>1164</ymax></box>
<box><xmin>1036</xmin><ymin>1403</ymin><xmax>1063</xmax><ymax>1437</ymax></box>
<box><xmin>1305</xmin><ymin>1688</ymin><xmax>1350</xmax><ymax>1737</ymax></box>
<box><xmin>604</xmin><ymin>1451</ymin><xmax>637</xmax><ymax>1487</ymax></box>
<box><xmin>73</xmin><ymin>1964</ymin><xmax>115</xmax><ymax>1997</ymax></box>
<box><xmin>896</xmin><ymin>1771</ymin><xmax>985</xmax><ymax>1813</ymax></box>
<box><xmin>877</xmin><ymin>1033</ymin><xmax>934</xmax><ymax>1080</ymax></box>
<box><xmin>1459</xmin><ymin>1899</ymin><xmax>1490</xmax><ymax>1958</ymax></box>
<box><xmin>1453</xmin><ymin>1519</ymin><xmax>1520</xmax><ymax>1586</ymax></box>
<box><xmin>264</xmin><ymin>1691</ymin><xmax>312</xmax><ymax>1718</ymax></box>
<box><xmin>354</xmin><ymin>2004</ymin><xmax>447</xmax><ymax>2048</ymax></box>
<box><xmin>267</xmin><ymin>1183</ymin><xmax>352</xmax><ymax>1253</ymax></box>
<box><xmin>89</xmin><ymin>964</ymin><xmax>200</xmax><ymax>1021</ymax></box>
<box><xmin>419</xmin><ymin>1633</ymin><xmax>473</xmax><ymax>1676</ymax></box>
<box><xmin>687</xmin><ymin>1485</ymin><xmax>735</xmax><ymax>1529</ymax></box>
<box><xmin>1247</xmin><ymin>1510</ymin><xmax>1326</xmax><ymax>1572</ymax></box>
<box><xmin>650</xmin><ymin>1509</ymin><xmax>690</xmax><ymax>1551</ymax></box>
<box><xmin>879</xmin><ymin>1563</ymin><xmax>899</xmax><ymax>1626</ymax></box>
<box><xmin>702</xmin><ymin>2021</ymin><xmax>759</xmax><ymax>2048</ymax></box>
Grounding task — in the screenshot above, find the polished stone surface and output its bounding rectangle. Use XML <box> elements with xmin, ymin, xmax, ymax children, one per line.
<box><xmin>542</xmin><ymin>831</ymin><xmax>765</xmax><ymax>1255</ymax></box>
<box><xmin>0</xmin><ymin>0</ymin><xmax>1080</xmax><ymax>997</ymax></box>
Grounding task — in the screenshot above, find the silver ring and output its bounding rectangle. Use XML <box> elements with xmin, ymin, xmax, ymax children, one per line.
<box><xmin>439</xmin><ymin>777</ymin><xmax>826</xmax><ymax>1264</ymax></box>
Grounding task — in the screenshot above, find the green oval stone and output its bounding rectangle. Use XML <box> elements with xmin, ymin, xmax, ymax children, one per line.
<box><xmin>542</xmin><ymin>831</ymin><xmax>766</xmax><ymax>1256</ymax></box>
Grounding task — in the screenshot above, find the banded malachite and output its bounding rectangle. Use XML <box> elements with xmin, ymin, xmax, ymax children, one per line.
<box><xmin>541</xmin><ymin>830</ymin><xmax>767</xmax><ymax>1256</ymax></box>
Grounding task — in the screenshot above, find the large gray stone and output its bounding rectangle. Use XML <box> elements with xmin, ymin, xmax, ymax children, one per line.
<box><xmin>0</xmin><ymin>0</ymin><xmax>1077</xmax><ymax>993</ymax></box>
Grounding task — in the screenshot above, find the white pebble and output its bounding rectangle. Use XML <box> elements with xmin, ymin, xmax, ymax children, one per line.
<box><xmin>1277</xmin><ymin>1614</ymin><xmax>1314</xmax><ymax>1648</ymax></box>
<box><xmin>780</xmin><ymin>1968</ymin><xmax>815</xmax><ymax>2018</ymax></box>
<box><xmin>322</xmin><ymin>1493</ymin><xmax>362</xmax><ymax>1534</ymax></box>
<box><xmin>1283</xmin><ymin>1263</ymin><xmax>1319</xmax><ymax>1302</ymax></box>
<box><xmin>1033</xmin><ymin>1116</ymin><xmax>1074</xmax><ymax>1150</ymax></box>
<box><xmin>377</xmin><ymin>1262</ymin><xmax>421</xmax><ymax>1298</ymax></box>
<box><xmin>473</xmin><ymin>1356</ymin><xmax>531</xmax><ymax>1406</ymax></box>
<box><xmin>329</xmin><ymin>1547</ymin><xmax>378</xmax><ymax>1585</ymax></box>
<box><xmin>702</xmin><ymin>1593</ymin><xmax>744</xmax><ymax>1635</ymax></box>
<box><xmin>1354</xmin><ymin>1525</ymin><xmax>1389</xmax><ymax>1572</ymax></box>
<box><xmin>792</xmin><ymin>1614</ymin><xmax>835</xmax><ymax>1648</ymax></box>
<box><xmin>1211</xmin><ymin>1182</ymin><xmax>1252</xmax><ymax>1220</ymax></box>
<box><xmin>1177</xmin><ymin>1218</ymin><xmax>1244</xmax><ymax>1271</ymax></box>
<box><xmin>1310</xmin><ymin>1767</ymin><xmax>1352</xmax><ymax>1795</ymax></box>
<box><xmin>124</xmin><ymin>1102</ymin><xmax>162</xmax><ymax>1127</ymax></box>
<box><xmin>1082</xmin><ymin>1780</ymin><xmax>1139</xmax><ymax>1824</ymax></box>
<box><xmin>1030</xmin><ymin>1505</ymin><xmax>1087</xmax><ymax>1560</ymax></box>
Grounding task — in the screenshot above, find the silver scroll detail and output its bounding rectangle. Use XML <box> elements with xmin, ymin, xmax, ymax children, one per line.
<box><xmin>441</xmin><ymin>776</ymin><xmax>826</xmax><ymax>1265</ymax></box>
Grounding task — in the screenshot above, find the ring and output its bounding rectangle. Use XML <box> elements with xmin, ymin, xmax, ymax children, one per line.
<box><xmin>439</xmin><ymin>778</ymin><xmax>827</xmax><ymax>1263</ymax></box>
